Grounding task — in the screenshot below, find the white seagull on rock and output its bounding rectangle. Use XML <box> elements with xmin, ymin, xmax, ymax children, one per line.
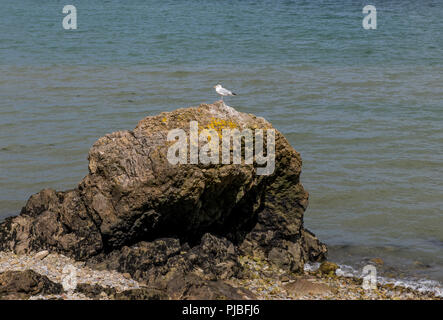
<box><xmin>214</xmin><ymin>84</ymin><xmax>236</xmax><ymax>101</ymax></box>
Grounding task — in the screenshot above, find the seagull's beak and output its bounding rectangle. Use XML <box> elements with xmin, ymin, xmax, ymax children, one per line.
<box><xmin>213</xmin><ymin>85</ymin><xmax>216</xmax><ymax>88</ymax></box>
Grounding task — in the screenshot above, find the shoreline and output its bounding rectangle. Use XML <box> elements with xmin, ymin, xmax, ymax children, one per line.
<box><xmin>231</xmin><ymin>256</ymin><xmax>442</xmax><ymax>300</ymax></box>
<box><xmin>1</xmin><ymin>251</ymin><xmax>440</xmax><ymax>300</ymax></box>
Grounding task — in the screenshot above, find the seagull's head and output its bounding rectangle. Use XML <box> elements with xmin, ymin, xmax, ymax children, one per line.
<box><xmin>214</xmin><ymin>84</ymin><xmax>221</xmax><ymax>89</ymax></box>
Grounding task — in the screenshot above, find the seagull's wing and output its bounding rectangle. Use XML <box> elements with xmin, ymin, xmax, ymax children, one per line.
<box><xmin>219</xmin><ymin>87</ymin><xmax>233</xmax><ymax>96</ymax></box>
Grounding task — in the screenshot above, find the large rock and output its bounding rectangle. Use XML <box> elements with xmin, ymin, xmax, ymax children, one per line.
<box><xmin>0</xmin><ymin>189</ymin><xmax>102</xmax><ymax>260</ymax></box>
<box><xmin>0</xmin><ymin>102</ymin><xmax>326</xmax><ymax>285</ymax></box>
<box><xmin>0</xmin><ymin>270</ymin><xmax>63</xmax><ymax>299</ymax></box>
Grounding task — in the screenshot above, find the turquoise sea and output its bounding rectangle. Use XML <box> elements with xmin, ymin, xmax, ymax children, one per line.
<box><xmin>0</xmin><ymin>1</ymin><xmax>442</xmax><ymax>292</ymax></box>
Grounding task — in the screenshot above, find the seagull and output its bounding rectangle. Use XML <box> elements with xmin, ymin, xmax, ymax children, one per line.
<box><xmin>214</xmin><ymin>84</ymin><xmax>237</xmax><ymax>101</ymax></box>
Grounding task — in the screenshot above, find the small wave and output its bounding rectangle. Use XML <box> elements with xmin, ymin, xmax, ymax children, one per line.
<box><xmin>304</xmin><ymin>262</ymin><xmax>443</xmax><ymax>297</ymax></box>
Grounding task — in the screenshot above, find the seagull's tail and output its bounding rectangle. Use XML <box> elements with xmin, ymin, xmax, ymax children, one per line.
<box><xmin>232</xmin><ymin>92</ymin><xmax>237</xmax><ymax>96</ymax></box>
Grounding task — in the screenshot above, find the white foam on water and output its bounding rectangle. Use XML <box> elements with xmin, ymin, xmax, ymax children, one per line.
<box><xmin>304</xmin><ymin>262</ymin><xmax>443</xmax><ymax>297</ymax></box>
<box><xmin>380</xmin><ymin>277</ymin><xmax>443</xmax><ymax>297</ymax></box>
<box><xmin>303</xmin><ymin>262</ymin><xmax>320</xmax><ymax>272</ymax></box>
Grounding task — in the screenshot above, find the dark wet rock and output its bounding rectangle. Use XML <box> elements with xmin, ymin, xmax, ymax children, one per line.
<box><xmin>75</xmin><ymin>270</ymin><xmax>252</xmax><ymax>300</ymax></box>
<box><xmin>88</xmin><ymin>233</ymin><xmax>240</xmax><ymax>285</ymax></box>
<box><xmin>75</xmin><ymin>283</ymin><xmax>116</xmax><ymax>299</ymax></box>
<box><xmin>0</xmin><ymin>102</ymin><xmax>327</xmax><ymax>299</ymax></box>
<box><xmin>75</xmin><ymin>283</ymin><xmax>168</xmax><ymax>300</ymax></box>
<box><xmin>301</xmin><ymin>229</ymin><xmax>328</xmax><ymax>262</ymax></box>
<box><xmin>114</xmin><ymin>288</ymin><xmax>168</xmax><ymax>300</ymax></box>
<box><xmin>163</xmin><ymin>272</ymin><xmax>256</xmax><ymax>300</ymax></box>
<box><xmin>0</xmin><ymin>270</ymin><xmax>63</xmax><ymax>299</ymax></box>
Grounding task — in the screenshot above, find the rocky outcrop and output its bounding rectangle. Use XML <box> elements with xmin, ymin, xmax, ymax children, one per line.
<box><xmin>0</xmin><ymin>189</ymin><xmax>102</xmax><ymax>260</ymax></box>
<box><xmin>0</xmin><ymin>101</ymin><xmax>326</xmax><ymax>298</ymax></box>
<box><xmin>75</xmin><ymin>283</ymin><xmax>169</xmax><ymax>300</ymax></box>
<box><xmin>0</xmin><ymin>270</ymin><xmax>62</xmax><ymax>299</ymax></box>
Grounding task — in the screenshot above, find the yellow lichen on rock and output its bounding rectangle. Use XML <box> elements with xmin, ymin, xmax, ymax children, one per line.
<box><xmin>204</xmin><ymin>117</ymin><xmax>238</xmax><ymax>137</ymax></box>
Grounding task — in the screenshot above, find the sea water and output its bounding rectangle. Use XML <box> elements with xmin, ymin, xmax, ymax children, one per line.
<box><xmin>0</xmin><ymin>0</ymin><xmax>442</xmax><ymax>291</ymax></box>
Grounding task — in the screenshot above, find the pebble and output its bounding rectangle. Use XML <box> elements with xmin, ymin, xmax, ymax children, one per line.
<box><xmin>371</xmin><ymin>258</ymin><xmax>384</xmax><ymax>265</ymax></box>
<box><xmin>34</xmin><ymin>250</ymin><xmax>49</xmax><ymax>261</ymax></box>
